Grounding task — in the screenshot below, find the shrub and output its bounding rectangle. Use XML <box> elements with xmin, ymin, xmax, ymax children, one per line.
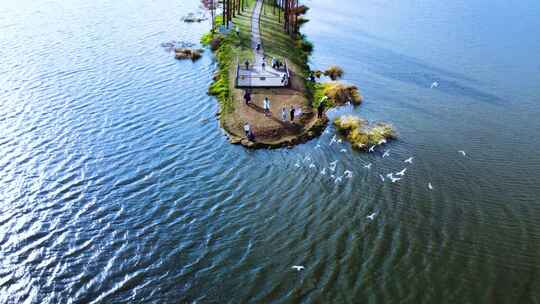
<box><xmin>323</xmin><ymin>82</ymin><xmax>362</xmax><ymax>105</ymax></box>
<box><xmin>334</xmin><ymin>115</ymin><xmax>396</xmax><ymax>149</ymax></box>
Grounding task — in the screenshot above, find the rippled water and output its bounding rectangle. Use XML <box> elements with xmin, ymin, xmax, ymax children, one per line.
<box><xmin>1</xmin><ymin>0</ymin><xmax>540</xmax><ymax>302</ymax></box>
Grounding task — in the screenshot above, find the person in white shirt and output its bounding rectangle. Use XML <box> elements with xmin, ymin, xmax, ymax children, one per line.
<box><xmin>263</xmin><ymin>97</ymin><xmax>271</xmax><ymax>116</ymax></box>
<box><xmin>281</xmin><ymin>107</ymin><xmax>287</xmax><ymax>121</ymax></box>
<box><xmin>244</xmin><ymin>123</ymin><xmax>252</xmax><ymax>140</ymax></box>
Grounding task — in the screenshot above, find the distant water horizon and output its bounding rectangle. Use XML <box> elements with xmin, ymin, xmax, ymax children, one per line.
<box><xmin>1</xmin><ymin>0</ymin><xmax>540</xmax><ymax>302</ymax></box>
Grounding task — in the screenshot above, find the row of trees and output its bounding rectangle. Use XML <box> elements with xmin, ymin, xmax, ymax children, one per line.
<box><xmin>202</xmin><ymin>0</ymin><xmax>307</xmax><ymax>37</ymax></box>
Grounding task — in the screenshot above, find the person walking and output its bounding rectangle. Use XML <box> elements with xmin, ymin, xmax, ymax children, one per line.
<box><xmin>261</xmin><ymin>61</ymin><xmax>266</xmax><ymax>71</ymax></box>
<box><xmin>290</xmin><ymin>106</ymin><xmax>295</xmax><ymax>122</ymax></box>
<box><xmin>263</xmin><ymin>97</ymin><xmax>271</xmax><ymax>116</ymax></box>
<box><xmin>244</xmin><ymin>123</ymin><xmax>252</xmax><ymax>139</ymax></box>
<box><xmin>244</xmin><ymin>60</ymin><xmax>249</xmax><ymax>70</ymax></box>
<box><xmin>317</xmin><ymin>101</ymin><xmax>325</xmax><ymax>118</ymax></box>
<box><xmin>244</xmin><ymin>90</ymin><xmax>251</xmax><ymax>105</ymax></box>
<box><xmin>281</xmin><ymin>107</ymin><xmax>287</xmax><ymax>121</ymax></box>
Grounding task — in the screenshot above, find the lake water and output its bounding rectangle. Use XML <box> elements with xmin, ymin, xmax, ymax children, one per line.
<box><xmin>1</xmin><ymin>0</ymin><xmax>540</xmax><ymax>302</ymax></box>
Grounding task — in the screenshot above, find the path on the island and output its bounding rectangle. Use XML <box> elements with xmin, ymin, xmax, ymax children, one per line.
<box><xmin>237</xmin><ymin>0</ymin><xmax>286</xmax><ymax>88</ymax></box>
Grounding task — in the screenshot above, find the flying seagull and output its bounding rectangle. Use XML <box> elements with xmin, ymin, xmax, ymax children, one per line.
<box><xmin>404</xmin><ymin>157</ymin><xmax>414</xmax><ymax>164</ymax></box>
<box><xmin>379</xmin><ymin>174</ymin><xmax>385</xmax><ymax>182</ymax></box>
<box><xmin>320</xmin><ymin>168</ymin><xmax>327</xmax><ymax>175</ymax></box>
<box><xmin>335</xmin><ymin>176</ymin><xmax>343</xmax><ymax>183</ymax></box>
<box><xmin>396</xmin><ymin>168</ymin><xmax>407</xmax><ymax>176</ymax></box>
<box><xmin>344</xmin><ymin>170</ymin><xmax>353</xmax><ymax>178</ymax></box>
<box><xmin>458</xmin><ymin>150</ymin><xmax>466</xmax><ymax>156</ymax></box>
<box><xmin>329</xmin><ymin>135</ymin><xmax>337</xmax><ymax>145</ymax></box>
<box><xmin>377</xmin><ymin>139</ymin><xmax>387</xmax><ymax>145</ymax></box>
<box><xmin>382</xmin><ymin>150</ymin><xmax>390</xmax><ymax>158</ymax></box>
<box><xmin>386</xmin><ymin>172</ymin><xmax>394</xmax><ymax>178</ymax></box>
<box><xmin>430</xmin><ymin>81</ymin><xmax>439</xmax><ymax>88</ymax></box>
<box><xmin>366</xmin><ymin>212</ymin><xmax>377</xmax><ymax>220</ymax></box>
<box><xmin>369</xmin><ymin>145</ymin><xmax>376</xmax><ymax>153</ymax></box>
<box><xmin>295</xmin><ymin>162</ymin><xmax>301</xmax><ymax>168</ymax></box>
<box><xmin>428</xmin><ymin>182</ymin><xmax>434</xmax><ymax>190</ymax></box>
<box><xmin>364</xmin><ymin>163</ymin><xmax>372</xmax><ymax>169</ymax></box>
<box><xmin>309</xmin><ymin>163</ymin><xmax>316</xmax><ymax>168</ymax></box>
<box><xmin>390</xmin><ymin>176</ymin><xmax>401</xmax><ymax>183</ymax></box>
<box><xmin>292</xmin><ymin>265</ymin><xmax>305</xmax><ymax>271</ymax></box>
<box><xmin>316</xmin><ymin>144</ymin><xmax>321</xmax><ymax>148</ymax></box>
<box><xmin>337</xmin><ymin>139</ymin><xmax>343</xmax><ymax>144</ymax></box>
<box><xmin>340</xmin><ymin>149</ymin><xmax>347</xmax><ymax>153</ymax></box>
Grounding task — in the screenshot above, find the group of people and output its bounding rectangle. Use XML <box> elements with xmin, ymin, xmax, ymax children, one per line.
<box><xmin>241</xmin><ymin>92</ymin><xmax>328</xmax><ymax>142</ymax></box>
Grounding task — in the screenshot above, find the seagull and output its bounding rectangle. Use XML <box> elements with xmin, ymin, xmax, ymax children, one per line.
<box><xmin>340</xmin><ymin>148</ymin><xmax>347</xmax><ymax>153</ymax></box>
<box><xmin>377</xmin><ymin>139</ymin><xmax>387</xmax><ymax>145</ymax></box>
<box><xmin>357</xmin><ymin>143</ymin><xmax>366</xmax><ymax>148</ymax></box>
<box><xmin>330</xmin><ymin>174</ymin><xmax>335</xmax><ymax>179</ymax></box>
<box><xmin>430</xmin><ymin>81</ymin><xmax>439</xmax><ymax>89</ymax></box>
<box><xmin>292</xmin><ymin>265</ymin><xmax>305</xmax><ymax>271</ymax></box>
<box><xmin>337</xmin><ymin>139</ymin><xmax>342</xmax><ymax>144</ymax></box>
<box><xmin>335</xmin><ymin>176</ymin><xmax>343</xmax><ymax>183</ymax></box>
<box><xmin>386</xmin><ymin>172</ymin><xmax>394</xmax><ymax>178</ymax></box>
<box><xmin>329</xmin><ymin>160</ymin><xmax>337</xmax><ymax>171</ymax></box>
<box><xmin>369</xmin><ymin>145</ymin><xmax>376</xmax><ymax>153</ymax></box>
<box><xmin>323</xmin><ymin>130</ymin><xmax>330</xmax><ymax>134</ymax></box>
<box><xmin>295</xmin><ymin>162</ymin><xmax>301</xmax><ymax>168</ymax></box>
<box><xmin>404</xmin><ymin>157</ymin><xmax>414</xmax><ymax>164</ymax></box>
<box><xmin>309</xmin><ymin>163</ymin><xmax>316</xmax><ymax>168</ymax></box>
<box><xmin>366</xmin><ymin>212</ymin><xmax>377</xmax><ymax>220</ymax></box>
<box><xmin>364</xmin><ymin>163</ymin><xmax>372</xmax><ymax>169</ymax></box>
<box><xmin>316</xmin><ymin>144</ymin><xmax>321</xmax><ymax>148</ymax></box>
<box><xmin>382</xmin><ymin>150</ymin><xmax>390</xmax><ymax>158</ymax></box>
<box><xmin>379</xmin><ymin>174</ymin><xmax>385</xmax><ymax>182</ymax></box>
<box><xmin>304</xmin><ymin>156</ymin><xmax>312</xmax><ymax>162</ymax></box>
<box><xmin>428</xmin><ymin>182</ymin><xmax>433</xmax><ymax>190</ymax></box>
<box><xmin>390</xmin><ymin>176</ymin><xmax>401</xmax><ymax>183</ymax></box>
<box><xmin>458</xmin><ymin>150</ymin><xmax>466</xmax><ymax>156</ymax></box>
<box><xmin>320</xmin><ymin>168</ymin><xmax>326</xmax><ymax>175</ymax></box>
<box><xmin>395</xmin><ymin>168</ymin><xmax>407</xmax><ymax>176</ymax></box>
<box><xmin>329</xmin><ymin>135</ymin><xmax>337</xmax><ymax>145</ymax></box>
<box><xmin>344</xmin><ymin>170</ymin><xmax>353</xmax><ymax>178</ymax></box>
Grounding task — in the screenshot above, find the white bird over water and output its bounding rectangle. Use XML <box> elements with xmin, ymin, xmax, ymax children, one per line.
<box><xmin>404</xmin><ymin>157</ymin><xmax>414</xmax><ymax>164</ymax></box>
<box><xmin>304</xmin><ymin>156</ymin><xmax>312</xmax><ymax>162</ymax></box>
<box><xmin>366</xmin><ymin>212</ymin><xmax>377</xmax><ymax>220</ymax></box>
<box><xmin>382</xmin><ymin>150</ymin><xmax>390</xmax><ymax>158</ymax></box>
<box><xmin>316</xmin><ymin>144</ymin><xmax>321</xmax><ymax>148</ymax></box>
<box><xmin>329</xmin><ymin>135</ymin><xmax>337</xmax><ymax>145</ymax></box>
<box><xmin>324</xmin><ymin>130</ymin><xmax>330</xmax><ymax>134</ymax></box>
<box><xmin>340</xmin><ymin>149</ymin><xmax>347</xmax><ymax>153</ymax></box>
<box><xmin>430</xmin><ymin>81</ymin><xmax>439</xmax><ymax>88</ymax></box>
<box><xmin>396</xmin><ymin>168</ymin><xmax>407</xmax><ymax>176</ymax></box>
<box><xmin>337</xmin><ymin>139</ymin><xmax>343</xmax><ymax>144</ymax></box>
<box><xmin>379</xmin><ymin>174</ymin><xmax>385</xmax><ymax>182</ymax></box>
<box><xmin>458</xmin><ymin>150</ymin><xmax>467</xmax><ymax>156</ymax></box>
<box><xmin>344</xmin><ymin>170</ymin><xmax>353</xmax><ymax>178</ymax></box>
<box><xmin>369</xmin><ymin>145</ymin><xmax>376</xmax><ymax>153</ymax></box>
<box><xmin>357</xmin><ymin>143</ymin><xmax>366</xmax><ymax>148</ymax></box>
<box><xmin>295</xmin><ymin>162</ymin><xmax>301</xmax><ymax>168</ymax></box>
<box><xmin>320</xmin><ymin>168</ymin><xmax>327</xmax><ymax>175</ymax></box>
<box><xmin>364</xmin><ymin>163</ymin><xmax>372</xmax><ymax>169</ymax></box>
<box><xmin>335</xmin><ymin>176</ymin><xmax>343</xmax><ymax>183</ymax></box>
<box><xmin>329</xmin><ymin>160</ymin><xmax>338</xmax><ymax>172</ymax></box>
<box><xmin>309</xmin><ymin>163</ymin><xmax>316</xmax><ymax>169</ymax></box>
<box><xmin>390</xmin><ymin>176</ymin><xmax>401</xmax><ymax>183</ymax></box>
<box><xmin>428</xmin><ymin>182</ymin><xmax>434</xmax><ymax>190</ymax></box>
<box><xmin>377</xmin><ymin>139</ymin><xmax>387</xmax><ymax>145</ymax></box>
<box><xmin>292</xmin><ymin>265</ymin><xmax>305</xmax><ymax>271</ymax></box>
<box><xmin>386</xmin><ymin>172</ymin><xmax>394</xmax><ymax>178</ymax></box>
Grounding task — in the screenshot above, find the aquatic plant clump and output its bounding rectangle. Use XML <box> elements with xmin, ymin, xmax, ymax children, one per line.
<box><xmin>314</xmin><ymin>82</ymin><xmax>362</xmax><ymax>107</ymax></box>
<box><xmin>174</xmin><ymin>48</ymin><xmax>204</xmax><ymax>61</ymax></box>
<box><xmin>324</xmin><ymin>65</ymin><xmax>344</xmax><ymax>80</ymax></box>
<box><xmin>334</xmin><ymin>115</ymin><xmax>396</xmax><ymax>150</ymax></box>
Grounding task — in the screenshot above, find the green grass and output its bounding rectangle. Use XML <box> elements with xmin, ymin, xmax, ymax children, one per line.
<box><xmin>202</xmin><ymin>1</ymin><xmax>256</xmax><ymax>113</ymax></box>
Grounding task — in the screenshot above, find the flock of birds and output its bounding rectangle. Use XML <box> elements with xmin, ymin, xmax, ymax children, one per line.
<box><xmin>290</xmin><ymin>124</ymin><xmax>469</xmax><ymax>273</ymax></box>
<box><xmin>290</xmin><ymin>80</ymin><xmax>470</xmax><ymax>273</ymax></box>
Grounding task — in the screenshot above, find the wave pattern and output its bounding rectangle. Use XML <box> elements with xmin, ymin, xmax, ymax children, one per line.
<box><xmin>1</xmin><ymin>0</ymin><xmax>540</xmax><ymax>303</ymax></box>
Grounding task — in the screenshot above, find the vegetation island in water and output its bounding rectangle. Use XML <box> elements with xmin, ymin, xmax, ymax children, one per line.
<box><xmin>195</xmin><ymin>0</ymin><xmax>395</xmax><ymax>149</ymax></box>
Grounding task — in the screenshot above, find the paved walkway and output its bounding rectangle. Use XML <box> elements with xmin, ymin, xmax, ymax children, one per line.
<box><xmin>236</xmin><ymin>0</ymin><xmax>287</xmax><ymax>88</ymax></box>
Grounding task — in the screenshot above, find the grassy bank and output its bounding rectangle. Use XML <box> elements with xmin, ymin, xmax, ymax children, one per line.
<box><xmin>201</xmin><ymin>2</ymin><xmax>255</xmax><ymax>114</ymax></box>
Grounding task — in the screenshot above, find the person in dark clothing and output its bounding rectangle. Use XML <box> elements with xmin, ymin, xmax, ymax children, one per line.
<box><xmin>309</xmin><ymin>72</ymin><xmax>316</xmax><ymax>82</ymax></box>
<box><xmin>244</xmin><ymin>90</ymin><xmax>251</xmax><ymax>105</ymax></box>
<box><xmin>317</xmin><ymin>102</ymin><xmax>324</xmax><ymax>118</ymax></box>
<box><xmin>244</xmin><ymin>60</ymin><xmax>249</xmax><ymax>70</ymax></box>
<box><xmin>290</xmin><ymin>106</ymin><xmax>296</xmax><ymax>122</ymax></box>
